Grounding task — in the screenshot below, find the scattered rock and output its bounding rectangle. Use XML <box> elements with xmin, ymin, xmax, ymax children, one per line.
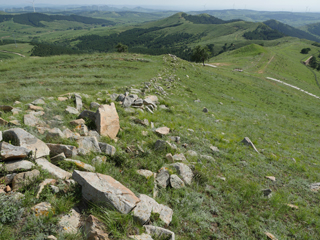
<box><xmin>36</xmin><ymin>179</ymin><xmax>57</xmax><ymax>198</ymax></box>
<box><xmin>51</xmin><ymin>185</ymin><xmax>59</xmax><ymax>193</ymax></box>
<box><xmin>170</xmin><ymin>174</ymin><xmax>185</xmax><ymax>189</ymax></box>
<box><xmin>84</xmin><ymin>215</ymin><xmax>109</xmax><ymax>240</ymax></box>
<box><xmin>77</xmin><ymin>136</ymin><xmax>101</xmax><ymax>155</ymax></box>
<box><xmin>12</xmin><ymin>169</ymin><xmax>40</xmax><ymax>191</ymax></box>
<box><xmin>47</xmin><ymin>143</ymin><xmax>77</xmax><ymax>158</ymax></box>
<box><xmin>265</xmin><ymin>232</ymin><xmax>278</xmax><ymax>240</ymax></box>
<box><xmin>0</xmin><ymin>105</ymin><xmax>13</xmax><ymax>112</ymax></box>
<box><xmin>286</xmin><ymin>204</ymin><xmax>299</xmax><ymax>210</ymax></box>
<box><xmin>58</xmin><ymin>208</ymin><xmax>81</xmax><ymax>234</ymax></box>
<box><xmin>210</xmin><ymin>146</ymin><xmax>220</xmax><ymax>153</ymax></box>
<box><xmin>74</xmin><ymin>94</ymin><xmax>82</xmax><ymax>111</ymax></box>
<box><xmin>137</xmin><ymin>169</ymin><xmax>154</xmax><ymax>179</ymax></box>
<box><xmin>202</xmin><ymin>107</ymin><xmax>208</xmax><ymax>113</ymax></box>
<box><xmin>3</xmin><ymin>128</ymin><xmax>50</xmax><ymax>158</ymax></box>
<box><xmin>99</xmin><ymin>142</ymin><xmax>116</xmax><ymax>156</ymax></box>
<box><xmin>65</xmin><ymin>106</ymin><xmax>79</xmax><ymax>115</ymax></box>
<box><xmin>5</xmin><ymin>160</ymin><xmax>35</xmax><ymax>172</ymax></box>
<box><xmin>0</xmin><ymin>142</ymin><xmax>31</xmax><ymax>161</ymax></box>
<box><xmin>51</xmin><ymin>152</ymin><xmax>66</xmax><ymax>162</ymax></box>
<box><xmin>200</xmin><ymin>155</ymin><xmax>215</xmax><ymax>162</ymax></box>
<box><xmin>262</xmin><ymin>189</ymin><xmax>272</xmax><ymax>198</ymax></box>
<box><xmin>241</xmin><ymin>137</ymin><xmax>259</xmax><ymax>154</ymax></box>
<box><xmin>110</xmin><ymin>93</ymin><xmax>119</xmax><ymax>101</ymax></box>
<box><xmin>171</xmin><ymin>163</ymin><xmax>193</xmax><ymax>185</ymax></box>
<box><xmin>28</xmin><ymin>104</ymin><xmax>44</xmax><ymax>111</ymax></box>
<box><xmin>146</xmin><ymin>106</ymin><xmax>154</xmax><ymax>114</ymax></box>
<box><xmin>90</xmin><ymin>102</ymin><xmax>100</xmax><ymax>109</ymax></box>
<box><xmin>47</xmin><ymin>235</ymin><xmax>57</xmax><ymax>240</ymax></box>
<box><xmin>0</xmin><ymin>117</ymin><xmax>8</xmax><ymax>126</ymax></box>
<box><xmin>155</xmin><ymin>127</ymin><xmax>170</xmax><ymax>136</ymax></box>
<box><xmin>88</xmin><ymin>130</ymin><xmax>100</xmax><ymax>141</ymax></box>
<box><xmin>95</xmin><ymin>103</ymin><xmax>120</xmax><ymax>139</ymax></box>
<box><xmin>24</xmin><ymin>113</ymin><xmax>45</xmax><ymax>127</ymax></box>
<box><xmin>173</xmin><ymin>153</ymin><xmax>187</xmax><ymax>162</ymax></box>
<box><xmin>36</xmin><ymin>158</ymin><xmax>71</xmax><ymax>179</ymax></box>
<box><xmin>32</xmin><ymin>98</ymin><xmax>45</xmax><ymax>105</ymax></box>
<box><xmin>266</xmin><ymin>176</ymin><xmax>276</xmax><ymax>182</ymax></box>
<box><xmin>65</xmin><ymin>159</ymin><xmax>95</xmax><ymax>172</ymax></box>
<box><xmin>0</xmin><ymin>173</ymin><xmax>16</xmax><ymax>185</ymax></box>
<box><xmin>47</xmin><ymin>128</ymin><xmax>65</xmax><ymax>139</ymax></box>
<box><xmin>134</xmin><ymin>118</ymin><xmax>149</xmax><ymax>126</ymax></box>
<box><xmin>72</xmin><ymin>170</ymin><xmax>140</xmax><ymax>214</ymax></box>
<box><xmin>310</xmin><ymin>182</ymin><xmax>320</xmax><ymax>192</ymax></box>
<box><xmin>70</xmin><ymin>119</ymin><xmax>86</xmax><ymax>126</ymax></box>
<box><xmin>0</xmin><ymin>131</ymin><xmax>2</xmax><ymax>141</ymax></box>
<box><xmin>31</xmin><ymin>202</ymin><xmax>52</xmax><ymax>216</ymax></box>
<box><xmin>156</xmin><ymin>168</ymin><xmax>170</xmax><ymax>188</ymax></box>
<box><xmin>58</xmin><ymin>97</ymin><xmax>68</xmax><ymax>102</ymax></box>
<box><xmin>166</xmin><ymin>153</ymin><xmax>174</xmax><ymax>162</ymax></box>
<box><xmin>186</xmin><ymin>150</ymin><xmax>198</xmax><ymax>157</ymax></box>
<box><xmin>92</xmin><ymin>156</ymin><xmax>107</xmax><ymax>164</ymax></box>
<box><xmin>144</xmin><ymin>225</ymin><xmax>175</xmax><ymax>240</ymax></box>
<box><xmin>129</xmin><ymin>233</ymin><xmax>153</xmax><ymax>240</ymax></box>
<box><xmin>169</xmin><ymin>136</ymin><xmax>180</xmax><ymax>143</ymax></box>
<box><xmin>132</xmin><ymin>98</ymin><xmax>144</xmax><ymax>107</ymax></box>
<box><xmin>116</xmin><ymin>94</ymin><xmax>125</xmax><ymax>102</ymax></box>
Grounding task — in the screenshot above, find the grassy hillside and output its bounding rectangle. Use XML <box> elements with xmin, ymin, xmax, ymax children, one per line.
<box><xmin>0</xmin><ymin>39</ymin><xmax>320</xmax><ymax>239</ymax></box>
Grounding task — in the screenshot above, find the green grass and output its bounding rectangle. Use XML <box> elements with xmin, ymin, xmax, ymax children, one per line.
<box><xmin>1</xmin><ymin>38</ymin><xmax>320</xmax><ymax>239</ymax></box>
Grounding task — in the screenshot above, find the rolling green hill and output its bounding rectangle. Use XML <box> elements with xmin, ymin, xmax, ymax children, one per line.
<box><xmin>301</xmin><ymin>22</ymin><xmax>320</xmax><ymax>38</ymax></box>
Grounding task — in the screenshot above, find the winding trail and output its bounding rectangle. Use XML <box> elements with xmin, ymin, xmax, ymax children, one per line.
<box><xmin>0</xmin><ymin>50</ymin><xmax>25</xmax><ymax>58</ymax></box>
<box><xmin>266</xmin><ymin>77</ymin><xmax>320</xmax><ymax>99</ymax></box>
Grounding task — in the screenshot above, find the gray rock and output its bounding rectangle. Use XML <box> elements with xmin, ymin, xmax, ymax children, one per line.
<box><xmin>133</xmin><ymin>194</ymin><xmax>173</xmax><ymax>226</ymax></box>
<box><xmin>146</xmin><ymin>106</ymin><xmax>154</xmax><ymax>114</ymax></box>
<box><xmin>24</xmin><ymin>113</ymin><xmax>45</xmax><ymax>127</ymax></box>
<box><xmin>51</xmin><ymin>152</ymin><xmax>66</xmax><ymax>162</ymax></box>
<box><xmin>116</xmin><ymin>94</ymin><xmax>125</xmax><ymax>102</ymax></box>
<box><xmin>156</xmin><ymin>168</ymin><xmax>170</xmax><ymax>188</ymax></box>
<box><xmin>58</xmin><ymin>208</ymin><xmax>81</xmax><ymax>234</ymax></box>
<box><xmin>32</xmin><ymin>98</ymin><xmax>45</xmax><ymax>105</ymax></box>
<box><xmin>144</xmin><ymin>225</ymin><xmax>175</xmax><ymax>240</ymax></box>
<box><xmin>99</xmin><ymin>142</ymin><xmax>116</xmax><ymax>156</ymax></box>
<box><xmin>200</xmin><ymin>155</ymin><xmax>215</xmax><ymax>161</ymax></box>
<box><xmin>36</xmin><ymin>158</ymin><xmax>71</xmax><ymax>179</ymax></box>
<box><xmin>241</xmin><ymin>137</ymin><xmax>259</xmax><ymax>154</ymax></box>
<box><xmin>129</xmin><ymin>233</ymin><xmax>153</xmax><ymax>240</ymax></box>
<box><xmin>171</xmin><ymin>163</ymin><xmax>193</xmax><ymax>185</ymax></box>
<box><xmin>0</xmin><ymin>142</ymin><xmax>31</xmax><ymax>161</ymax></box>
<box><xmin>170</xmin><ymin>174</ymin><xmax>185</xmax><ymax>189</ymax></box>
<box><xmin>169</xmin><ymin>136</ymin><xmax>180</xmax><ymax>143</ymax></box>
<box><xmin>31</xmin><ymin>202</ymin><xmax>52</xmax><ymax>216</ymax></box>
<box><xmin>78</xmin><ymin>110</ymin><xmax>96</xmax><ymax>123</ymax></box>
<box><xmin>88</xmin><ymin>130</ymin><xmax>100</xmax><ymax>141</ymax></box>
<box><xmin>173</xmin><ymin>153</ymin><xmax>186</xmax><ymax>162</ymax></box>
<box><xmin>47</xmin><ymin>235</ymin><xmax>57</xmax><ymax>240</ymax></box>
<box><xmin>137</xmin><ymin>169</ymin><xmax>154</xmax><ymax>179</ymax></box>
<box><xmin>203</xmin><ymin>107</ymin><xmax>208</xmax><ymax>113</ymax></box>
<box><xmin>74</xmin><ymin>94</ymin><xmax>82</xmax><ymax>111</ymax></box>
<box><xmin>154</xmin><ymin>140</ymin><xmax>166</xmax><ymax>151</ymax></box>
<box><xmin>12</xmin><ymin>169</ymin><xmax>40</xmax><ymax>190</ymax></box>
<box><xmin>47</xmin><ymin>143</ymin><xmax>77</xmax><ymax>158</ymax></box>
<box><xmin>65</xmin><ymin>159</ymin><xmax>95</xmax><ymax>172</ymax></box>
<box><xmin>5</xmin><ymin>160</ymin><xmax>35</xmax><ymax>172</ymax></box>
<box><xmin>92</xmin><ymin>156</ymin><xmax>106</xmax><ymax>164</ymax></box>
<box><xmin>110</xmin><ymin>93</ymin><xmax>119</xmax><ymax>101</ymax></box>
<box><xmin>84</xmin><ymin>215</ymin><xmax>109</xmax><ymax>240</ymax></box>
<box><xmin>210</xmin><ymin>146</ymin><xmax>220</xmax><ymax>153</ymax></box>
<box><xmin>50</xmin><ymin>185</ymin><xmax>59</xmax><ymax>193</ymax></box>
<box><xmin>187</xmin><ymin>150</ymin><xmax>198</xmax><ymax>157</ymax></box>
<box><xmin>78</xmin><ymin>123</ymin><xmax>89</xmax><ymax>136</ymax></box>
<box><xmin>262</xmin><ymin>188</ymin><xmax>272</xmax><ymax>198</ymax></box>
<box><xmin>0</xmin><ymin>131</ymin><xmax>2</xmax><ymax>141</ymax></box>
<box><xmin>123</xmin><ymin>96</ymin><xmax>135</xmax><ymax>108</ymax></box>
<box><xmin>70</xmin><ymin>119</ymin><xmax>85</xmax><ymax>126</ymax></box>
<box><xmin>72</xmin><ymin>170</ymin><xmax>140</xmax><ymax>214</ymax></box>
<box><xmin>132</xmin><ymin>98</ymin><xmax>144</xmax><ymax>106</ymax></box>
<box><xmin>155</xmin><ymin>127</ymin><xmax>170</xmax><ymax>136</ymax></box>
<box><xmin>46</xmin><ymin>128</ymin><xmax>65</xmax><ymax>139</ymax></box>
<box><xmin>76</xmin><ymin>136</ymin><xmax>101</xmax><ymax>155</ymax></box>
<box><xmin>134</xmin><ymin>118</ymin><xmax>149</xmax><ymax>126</ymax></box>
<box><xmin>90</xmin><ymin>102</ymin><xmax>100</xmax><ymax>109</ymax></box>
<box><xmin>3</xmin><ymin>128</ymin><xmax>50</xmax><ymax>158</ymax></box>
<box><xmin>0</xmin><ymin>105</ymin><xmax>13</xmax><ymax>112</ymax></box>
<box><xmin>65</xmin><ymin>106</ymin><xmax>79</xmax><ymax>115</ymax></box>
<box><xmin>310</xmin><ymin>182</ymin><xmax>320</xmax><ymax>192</ymax></box>
<box><xmin>0</xmin><ymin>173</ymin><xmax>17</xmax><ymax>185</ymax></box>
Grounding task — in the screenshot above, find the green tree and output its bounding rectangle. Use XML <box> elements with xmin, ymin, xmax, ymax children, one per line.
<box><xmin>309</xmin><ymin>56</ymin><xmax>317</xmax><ymax>69</ymax></box>
<box><xmin>115</xmin><ymin>43</ymin><xmax>128</xmax><ymax>53</ymax></box>
<box><xmin>191</xmin><ymin>45</ymin><xmax>211</xmax><ymax>66</ymax></box>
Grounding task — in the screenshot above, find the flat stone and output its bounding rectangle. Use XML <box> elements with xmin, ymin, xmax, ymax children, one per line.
<box><xmin>3</xmin><ymin>128</ymin><xmax>50</xmax><ymax>158</ymax></box>
<box><xmin>266</xmin><ymin>176</ymin><xmax>276</xmax><ymax>181</ymax></box>
<box><xmin>77</xmin><ymin>136</ymin><xmax>101</xmax><ymax>155</ymax></box>
<box><xmin>84</xmin><ymin>215</ymin><xmax>109</xmax><ymax>240</ymax></box>
<box><xmin>36</xmin><ymin>179</ymin><xmax>57</xmax><ymax>198</ymax></box>
<box><xmin>65</xmin><ymin>159</ymin><xmax>95</xmax><ymax>172</ymax></box>
<box><xmin>144</xmin><ymin>225</ymin><xmax>175</xmax><ymax>240</ymax></box>
<box><xmin>65</xmin><ymin>106</ymin><xmax>79</xmax><ymax>115</ymax></box>
<box><xmin>132</xmin><ymin>98</ymin><xmax>144</xmax><ymax>106</ymax></box>
<box><xmin>137</xmin><ymin>169</ymin><xmax>154</xmax><ymax>179</ymax></box>
<box><xmin>63</xmin><ymin>128</ymin><xmax>77</xmax><ymax>139</ymax></box>
<box><xmin>155</xmin><ymin>127</ymin><xmax>170</xmax><ymax>136</ymax></box>
<box><xmin>99</xmin><ymin>142</ymin><xmax>116</xmax><ymax>156</ymax></box>
<box><xmin>58</xmin><ymin>208</ymin><xmax>81</xmax><ymax>234</ymax></box>
<box><xmin>5</xmin><ymin>160</ymin><xmax>35</xmax><ymax>172</ymax></box>
<box><xmin>170</xmin><ymin>174</ymin><xmax>185</xmax><ymax>189</ymax></box>
<box><xmin>12</xmin><ymin>169</ymin><xmax>40</xmax><ymax>190</ymax></box>
<box><xmin>88</xmin><ymin>130</ymin><xmax>100</xmax><ymax>141</ymax></box>
<box><xmin>95</xmin><ymin>103</ymin><xmax>120</xmax><ymax>139</ymax></box>
<box><xmin>241</xmin><ymin>137</ymin><xmax>259</xmax><ymax>154</ymax></box>
<box><xmin>58</xmin><ymin>97</ymin><xmax>68</xmax><ymax>101</ymax></box>
<box><xmin>72</xmin><ymin>170</ymin><xmax>140</xmax><ymax>214</ymax></box>
<box><xmin>144</xmin><ymin>95</ymin><xmax>158</xmax><ymax>104</ymax></box>
<box><xmin>24</xmin><ymin>113</ymin><xmax>45</xmax><ymax>127</ymax></box>
<box><xmin>36</xmin><ymin>158</ymin><xmax>71</xmax><ymax>179</ymax></box>
<box><xmin>0</xmin><ymin>117</ymin><xmax>9</xmax><ymax>126</ymax></box>
<box><xmin>51</xmin><ymin>153</ymin><xmax>66</xmax><ymax>162</ymax></box>
<box><xmin>29</xmin><ymin>104</ymin><xmax>44</xmax><ymax>111</ymax></box>
<box><xmin>0</xmin><ymin>142</ymin><xmax>31</xmax><ymax>161</ymax></box>
<box><xmin>210</xmin><ymin>146</ymin><xmax>220</xmax><ymax>153</ymax></box>
<box><xmin>129</xmin><ymin>233</ymin><xmax>153</xmax><ymax>240</ymax></box>
<box><xmin>47</xmin><ymin>143</ymin><xmax>77</xmax><ymax>158</ymax></box>
<box><xmin>156</xmin><ymin>168</ymin><xmax>170</xmax><ymax>188</ymax></box>
<box><xmin>31</xmin><ymin>202</ymin><xmax>52</xmax><ymax>216</ymax></box>
<box><xmin>171</xmin><ymin>163</ymin><xmax>193</xmax><ymax>185</ymax></box>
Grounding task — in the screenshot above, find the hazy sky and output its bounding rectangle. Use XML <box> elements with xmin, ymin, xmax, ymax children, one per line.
<box><xmin>2</xmin><ymin>0</ymin><xmax>320</xmax><ymax>12</ymax></box>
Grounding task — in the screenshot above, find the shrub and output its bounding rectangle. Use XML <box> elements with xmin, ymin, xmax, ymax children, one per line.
<box><xmin>0</xmin><ymin>194</ymin><xmax>24</xmax><ymax>224</ymax></box>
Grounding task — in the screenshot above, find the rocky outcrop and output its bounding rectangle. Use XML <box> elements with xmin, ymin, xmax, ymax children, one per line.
<box><xmin>72</xmin><ymin>171</ymin><xmax>140</xmax><ymax>214</ymax></box>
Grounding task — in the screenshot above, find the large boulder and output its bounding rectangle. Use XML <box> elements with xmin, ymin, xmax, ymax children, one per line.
<box><xmin>3</xmin><ymin>128</ymin><xmax>50</xmax><ymax>158</ymax></box>
<box><xmin>76</xmin><ymin>136</ymin><xmax>101</xmax><ymax>155</ymax></box>
<box><xmin>72</xmin><ymin>170</ymin><xmax>140</xmax><ymax>214</ymax></box>
<box><xmin>171</xmin><ymin>163</ymin><xmax>193</xmax><ymax>185</ymax></box>
<box><xmin>95</xmin><ymin>103</ymin><xmax>120</xmax><ymax>139</ymax></box>
<box><xmin>46</xmin><ymin>143</ymin><xmax>77</xmax><ymax>158</ymax></box>
<box><xmin>36</xmin><ymin>158</ymin><xmax>71</xmax><ymax>179</ymax></box>
<box><xmin>0</xmin><ymin>142</ymin><xmax>31</xmax><ymax>161</ymax></box>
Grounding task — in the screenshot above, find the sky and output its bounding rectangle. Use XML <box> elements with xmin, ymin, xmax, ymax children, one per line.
<box><xmin>1</xmin><ymin>0</ymin><xmax>320</xmax><ymax>12</ymax></box>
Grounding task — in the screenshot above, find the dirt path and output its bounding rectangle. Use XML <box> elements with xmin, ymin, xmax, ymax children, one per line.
<box><xmin>266</xmin><ymin>77</ymin><xmax>320</xmax><ymax>99</ymax></box>
<box><xmin>0</xmin><ymin>50</ymin><xmax>25</xmax><ymax>58</ymax></box>
<box><xmin>258</xmin><ymin>55</ymin><xmax>275</xmax><ymax>74</ymax></box>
